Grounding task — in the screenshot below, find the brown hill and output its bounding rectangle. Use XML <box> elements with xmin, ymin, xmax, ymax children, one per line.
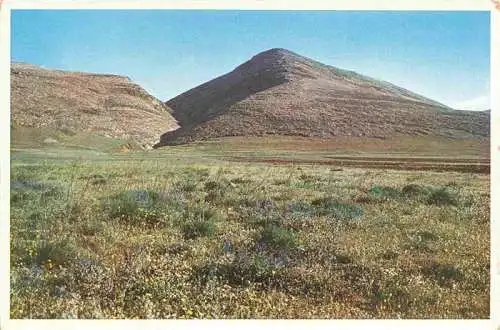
<box><xmin>156</xmin><ymin>48</ymin><xmax>489</xmax><ymax>146</ymax></box>
<box><xmin>11</xmin><ymin>62</ymin><xmax>179</xmax><ymax>148</ymax></box>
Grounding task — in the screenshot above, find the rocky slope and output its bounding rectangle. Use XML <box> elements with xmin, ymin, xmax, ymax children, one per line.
<box><xmin>11</xmin><ymin>62</ymin><xmax>179</xmax><ymax>148</ymax></box>
<box><xmin>156</xmin><ymin>48</ymin><xmax>489</xmax><ymax>146</ymax></box>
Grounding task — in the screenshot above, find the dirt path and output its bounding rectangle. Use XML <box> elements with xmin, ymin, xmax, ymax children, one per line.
<box><xmin>229</xmin><ymin>156</ymin><xmax>490</xmax><ymax>173</ymax></box>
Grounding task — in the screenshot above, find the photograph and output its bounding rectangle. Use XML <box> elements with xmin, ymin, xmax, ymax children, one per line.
<box><xmin>8</xmin><ymin>8</ymin><xmax>491</xmax><ymax>319</ymax></box>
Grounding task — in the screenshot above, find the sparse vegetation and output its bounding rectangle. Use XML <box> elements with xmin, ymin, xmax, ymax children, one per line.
<box><xmin>10</xmin><ymin>143</ymin><xmax>490</xmax><ymax>319</ymax></box>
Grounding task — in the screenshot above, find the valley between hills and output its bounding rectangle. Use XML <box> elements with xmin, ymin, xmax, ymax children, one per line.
<box><xmin>10</xmin><ymin>48</ymin><xmax>490</xmax><ymax>319</ymax></box>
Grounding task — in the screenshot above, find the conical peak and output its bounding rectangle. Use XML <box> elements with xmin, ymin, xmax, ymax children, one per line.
<box><xmin>249</xmin><ymin>48</ymin><xmax>304</xmax><ymax>62</ymax></box>
<box><xmin>254</xmin><ymin>48</ymin><xmax>295</xmax><ymax>56</ymax></box>
<box><xmin>233</xmin><ymin>48</ymin><xmax>313</xmax><ymax>79</ymax></box>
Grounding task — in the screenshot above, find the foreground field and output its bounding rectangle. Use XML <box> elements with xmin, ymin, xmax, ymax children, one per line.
<box><xmin>9</xmin><ymin>140</ymin><xmax>490</xmax><ymax>319</ymax></box>
<box><xmin>10</xmin><ymin>132</ymin><xmax>490</xmax><ymax>318</ymax></box>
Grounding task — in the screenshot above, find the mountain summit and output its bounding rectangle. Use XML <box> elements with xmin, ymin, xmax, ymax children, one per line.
<box><xmin>156</xmin><ymin>48</ymin><xmax>488</xmax><ymax>146</ymax></box>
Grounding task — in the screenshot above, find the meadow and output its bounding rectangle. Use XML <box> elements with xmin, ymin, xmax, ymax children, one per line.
<box><xmin>9</xmin><ymin>136</ymin><xmax>490</xmax><ymax>318</ymax></box>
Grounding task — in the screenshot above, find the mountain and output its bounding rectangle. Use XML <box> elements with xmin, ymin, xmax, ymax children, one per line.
<box><xmin>11</xmin><ymin>62</ymin><xmax>179</xmax><ymax>148</ymax></box>
<box><xmin>156</xmin><ymin>48</ymin><xmax>489</xmax><ymax>146</ymax></box>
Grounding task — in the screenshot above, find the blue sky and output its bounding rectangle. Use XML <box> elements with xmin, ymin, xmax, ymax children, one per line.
<box><xmin>11</xmin><ymin>10</ymin><xmax>490</xmax><ymax>110</ymax></box>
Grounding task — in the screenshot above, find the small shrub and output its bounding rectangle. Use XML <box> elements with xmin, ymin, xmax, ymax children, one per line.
<box><xmin>353</xmin><ymin>194</ymin><xmax>379</xmax><ymax>204</ymax></box>
<box><xmin>90</xmin><ymin>174</ymin><xmax>107</xmax><ymax>185</ymax></box>
<box><xmin>181</xmin><ymin>207</ymin><xmax>220</xmax><ymax>239</ymax></box>
<box><xmin>231</xmin><ymin>177</ymin><xmax>252</xmax><ymax>184</ymax></box>
<box><xmin>204</xmin><ymin>180</ymin><xmax>221</xmax><ymax>191</ymax></box>
<box><xmin>401</xmin><ymin>184</ymin><xmax>428</xmax><ymax>198</ymax></box>
<box><xmin>421</xmin><ymin>262</ymin><xmax>463</xmax><ymax>287</ymax></box>
<box><xmin>40</xmin><ymin>186</ymin><xmax>64</xmax><ymax>201</ymax></box>
<box><xmin>103</xmin><ymin>189</ymin><xmax>165</xmax><ymax>226</ymax></box>
<box><xmin>381</xmin><ymin>251</ymin><xmax>399</xmax><ymax>260</ymax></box>
<box><xmin>368</xmin><ymin>186</ymin><xmax>402</xmax><ymax>200</ymax></box>
<box><xmin>10</xmin><ymin>189</ymin><xmax>38</xmax><ymax>204</ymax></box>
<box><xmin>180</xmin><ymin>180</ymin><xmax>198</xmax><ymax>192</ymax></box>
<box><xmin>371</xmin><ymin>280</ymin><xmax>413</xmax><ymax>313</ymax></box>
<box><xmin>165</xmin><ymin>243</ymin><xmax>190</xmax><ymax>255</ymax></box>
<box><xmin>258</xmin><ymin>199</ymin><xmax>275</xmax><ymax>211</ymax></box>
<box><xmin>34</xmin><ymin>238</ymin><xmax>80</xmax><ymax>267</ymax></box>
<box><xmin>299</xmin><ymin>174</ymin><xmax>317</xmax><ymax>182</ymax></box>
<box><xmin>182</xmin><ymin>220</ymin><xmax>215</xmax><ymax>239</ymax></box>
<box><xmin>286</xmin><ymin>201</ymin><xmax>316</xmax><ymax>218</ymax></box>
<box><xmin>78</xmin><ymin>220</ymin><xmax>103</xmax><ymax>236</ymax></box>
<box><xmin>203</xmin><ymin>180</ymin><xmax>231</xmax><ymax>204</ymax></box>
<box><xmin>426</xmin><ymin>187</ymin><xmax>457</xmax><ymax>206</ymax></box>
<box><xmin>259</xmin><ymin>225</ymin><xmax>298</xmax><ymax>250</ymax></box>
<box><xmin>272</xmin><ymin>179</ymin><xmax>289</xmax><ymax>186</ymax></box>
<box><xmin>415</xmin><ymin>230</ymin><xmax>438</xmax><ymax>242</ymax></box>
<box><xmin>189</xmin><ymin>206</ymin><xmax>220</xmax><ymax>222</ymax></box>
<box><xmin>311</xmin><ymin>197</ymin><xmax>364</xmax><ymax>221</ymax></box>
<box><xmin>11</xmin><ymin>180</ymin><xmax>46</xmax><ymax>190</ymax></box>
<box><xmin>204</xmin><ymin>190</ymin><xmax>224</xmax><ymax>204</ymax></box>
<box><xmin>192</xmin><ymin>168</ymin><xmax>210</xmax><ymax>178</ymax></box>
<box><xmin>193</xmin><ymin>253</ymin><xmax>280</xmax><ymax>287</ymax></box>
<box><xmin>232</xmin><ymin>197</ymin><xmax>258</xmax><ymax>208</ymax></box>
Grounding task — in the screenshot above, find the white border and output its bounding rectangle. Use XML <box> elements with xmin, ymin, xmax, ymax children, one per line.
<box><xmin>0</xmin><ymin>1</ymin><xmax>11</xmax><ymax>330</ymax></box>
<box><xmin>0</xmin><ymin>0</ymin><xmax>494</xmax><ymax>10</ymax></box>
<box><xmin>0</xmin><ymin>320</ymin><xmax>495</xmax><ymax>330</ymax></box>
<box><xmin>491</xmin><ymin>2</ymin><xmax>499</xmax><ymax>329</ymax></box>
<box><xmin>0</xmin><ymin>1</ymin><xmax>496</xmax><ymax>330</ymax></box>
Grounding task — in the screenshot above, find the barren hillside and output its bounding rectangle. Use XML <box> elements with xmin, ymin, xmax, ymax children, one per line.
<box><xmin>11</xmin><ymin>62</ymin><xmax>179</xmax><ymax>148</ymax></box>
<box><xmin>157</xmin><ymin>48</ymin><xmax>489</xmax><ymax>146</ymax></box>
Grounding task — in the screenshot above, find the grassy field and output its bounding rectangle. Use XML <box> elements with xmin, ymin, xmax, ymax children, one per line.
<box><xmin>9</xmin><ymin>136</ymin><xmax>490</xmax><ymax>319</ymax></box>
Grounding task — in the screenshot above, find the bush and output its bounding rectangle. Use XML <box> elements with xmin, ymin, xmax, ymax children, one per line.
<box><xmin>10</xmin><ymin>189</ymin><xmax>38</xmax><ymax>205</ymax></box>
<box><xmin>259</xmin><ymin>225</ymin><xmax>298</xmax><ymax>250</ymax></box>
<box><xmin>402</xmin><ymin>184</ymin><xmax>427</xmax><ymax>197</ymax></box>
<box><xmin>231</xmin><ymin>177</ymin><xmax>252</xmax><ymax>184</ymax></box>
<box><xmin>287</xmin><ymin>201</ymin><xmax>316</xmax><ymax>218</ymax></box>
<box><xmin>311</xmin><ymin>197</ymin><xmax>364</xmax><ymax>221</ymax></box>
<box><xmin>189</xmin><ymin>206</ymin><xmax>220</xmax><ymax>222</ymax></box>
<box><xmin>368</xmin><ymin>186</ymin><xmax>402</xmax><ymax>200</ymax></box>
<box><xmin>282</xmin><ymin>202</ymin><xmax>316</xmax><ymax>230</ymax></box>
<box><xmin>180</xmin><ymin>180</ymin><xmax>198</xmax><ymax>192</ymax></box>
<box><xmin>421</xmin><ymin>262</ymin><xmax>463</xmax><ymax>287</ymax></box>
<box><xmin>204</xmin><ymin>180</ymin><xmax>225</xmax><ymax>191</ymax></box>
<box><xmin>182</xmin><ymin>220</ymin><xmax>215</xmax><ymax>239</ymax></box>
<box><xmin>11</xmin><ymin>180</ymin><xmax>46</xmax><ymax>190</ymax></box>
<box><xmin>90</xmin><ymin>174</ymin><xmax>107</xmax><ymax>185</ymax></box>
<box><xmin>299</xmin><ymin>174</ymin><xmax>317</xmax><ymax>183</ymax></box>
<box><xmin>426</xmin><ymin>188</ymin><xmax>457</xmax><ymax>206</ymax></box>
<box><xmin>203</xmin><ymin>180</ymin><xmax>230</xmax><ymax>204</ymax></box>
<box><xmin>181</xmin><ymin>206</ymin><xmax>220</xmax><ymax>239</ymax></box>
<box><xmin>103</xmin><ymin>189</ymin><xmax>166</xmax><ymax>226</ymax></box>
<box><xmin>34</xmin><ymin>238</ymin><xmax>80</xmax><ymax>267</ymax></box>
<box><xmin>11</xmin><ymin>180</ymin><xmax>63</xmax><ymax>204</ymax></box>
<box><xmin>193</xmin><ymin>253</ymin><xmax>280</xmax><ymax>287</ymax></box>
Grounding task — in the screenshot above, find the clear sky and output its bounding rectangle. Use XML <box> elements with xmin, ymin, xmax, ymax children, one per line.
<box><xmin>11</xmin><ymin>10</ymin><xmax>490</xmax><ymax>110</ymax></box>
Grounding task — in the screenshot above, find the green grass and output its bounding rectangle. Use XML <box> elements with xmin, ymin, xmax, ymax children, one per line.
<box><xmin>9</xmin><ymin>145</ymin><xmax>490</xmax><ymax>319</ymax></box>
